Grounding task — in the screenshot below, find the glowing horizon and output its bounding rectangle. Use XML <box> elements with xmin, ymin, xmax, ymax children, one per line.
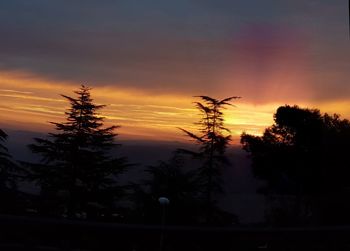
<box><xmin>0</xmin><ymin>1</ymin><xmax>348</xmax><ymax>145</ymax></box>
<box><xmin>1</xmin><ymin>70</ymin><xmax>350</xmax><ymax>145</ymax></box>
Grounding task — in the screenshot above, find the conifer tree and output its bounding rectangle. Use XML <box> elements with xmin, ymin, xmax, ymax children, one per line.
<box><xmin>0</xmin><ymin>129</ymin><xmax>17</xmax><ymax>189</ymax></box>
<box><xmin>0</xmin><ymin>129</ymin><xmax>22</xmax><ymax>212</ymax></box>
<box><xmin>179</xmin><ymin>96</ymin><xmax>240</xmax><ymax>223</ymax></box>
<box><xmin>131</xmin><ymin>153</ymin><xmax>201</xmax><ymax>224</ymax></box>
<box><xmin>28</xmin><ymin>85</ymin><xmax>128</xmax><ymax>218</ymax></box>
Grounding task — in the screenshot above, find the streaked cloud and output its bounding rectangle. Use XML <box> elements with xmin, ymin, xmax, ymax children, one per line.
<box><xmin>0</xmin><ymin>89</ymin><xmax>33</xmax><ymax>94</ymax></box>
<box><xmin>0</xmin><ymin>0</ymin><xmax>348</xmax><ymax>103</ymax></box>
<box><xmin>0</xmin><ymin>1</ymin><xmax>349</xmax><ymax>143</ymax></box>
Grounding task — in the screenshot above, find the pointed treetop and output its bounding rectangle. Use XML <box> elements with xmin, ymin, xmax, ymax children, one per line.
<box><xmin>193</xmin><ymin>96</ymin><xmax>241</xmax><ymax>107</ymax></box>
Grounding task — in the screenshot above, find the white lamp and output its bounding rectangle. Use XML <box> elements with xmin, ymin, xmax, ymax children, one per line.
<box><xmin>158</xmin><ymin>197</ymin><xmax>170</xmax><ymax>205</ymax></box>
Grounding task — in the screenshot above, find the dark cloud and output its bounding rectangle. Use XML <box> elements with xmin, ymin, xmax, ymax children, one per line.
<box><xmin>0</xmin><ymin>0</ymin><xmax>348</xmax><ymax>103</ymax></box>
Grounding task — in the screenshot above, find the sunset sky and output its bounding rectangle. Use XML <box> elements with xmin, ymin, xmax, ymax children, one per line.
<box><xmin>0</xmin><ymin>0</ymin><xmax>349</xmax><ymax>144</ymax></box>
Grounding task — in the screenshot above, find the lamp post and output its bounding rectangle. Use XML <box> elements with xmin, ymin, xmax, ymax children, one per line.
<box><xmin>158</xmin><ymin>197</ymin><xmax>170</xmax><ymax>251</ymax></box>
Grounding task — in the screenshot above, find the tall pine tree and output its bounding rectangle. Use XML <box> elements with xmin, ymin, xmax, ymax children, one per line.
<box><xmin>0</xmin><ymin>129</ymin><xmax>23</xmax><ymax>213</ymax></box>
<box><xmin>179</xmin><ymin>96</ymin><xmax>240</xmax><ymax>223</ymax></box>
<box><xmin>0</xmin><ymin>129</ymin><xmax>15</xmax><ymax>190</ymax></box>
<box><xmin>28</xmin><ymin>85</ymin><xmax>128</xmax><ymax>218</ymax></box>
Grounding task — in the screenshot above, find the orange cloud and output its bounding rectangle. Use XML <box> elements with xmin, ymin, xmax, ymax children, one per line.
<box><xmin>1</xmin><ymin>70</ymin><xmax>349</xmax><ymax>145</ymax></box>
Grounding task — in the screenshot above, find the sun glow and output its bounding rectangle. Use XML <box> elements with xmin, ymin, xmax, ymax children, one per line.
<box><xmin>1</xmin><ymin>70</ymin><xmax>349</xmax><ymax>144</ymax></box>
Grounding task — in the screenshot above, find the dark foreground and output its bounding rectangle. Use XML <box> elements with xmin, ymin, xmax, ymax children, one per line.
<box><xmin>0</xmin><ymin>214</ymin><xmax>349</xmax><ymax>250</ymax></box>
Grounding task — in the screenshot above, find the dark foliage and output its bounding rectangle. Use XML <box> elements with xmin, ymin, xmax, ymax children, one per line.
<box><xmin>26</xmin><ymin>85</ymin><xmax>129</xmax><ymax>218</ymax></box>
<box><xmin>0</xmin><ymin>129</ymin><xmax>15</xmax><ymax>190</ymax></box>
<box><xmin>0</xmin><ymin>128</ymin><xmax>24</xmax><ymax>213</ymax></box>
<box><xmin>241</xmin><ymin>105</ymin><xmax>350</xmax><ymax>225</ymax></box>
<box><xmin>179</xmin><ymin>96</ymin><xmax>240</xmax><ymax>223</ymax></box>
<box><xmin>129</xmin><ymin>153</ymin><xmax>203</xmax><ymax>225</ymax></box>
<box><xmin>130</xmin><ymin>153</ymin><xmax>238</xmax><ymax>226</ymax></box>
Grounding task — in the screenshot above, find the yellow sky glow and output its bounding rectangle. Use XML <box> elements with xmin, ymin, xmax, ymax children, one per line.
<box><xmin>1</xmin><ymin>70</ymin><xmax>349</xmax><ymax>144</ymax></box>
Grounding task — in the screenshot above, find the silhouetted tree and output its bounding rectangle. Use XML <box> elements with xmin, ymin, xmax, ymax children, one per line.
<box><xmin>130</xmin><ymin>153</ymin><xmax>202</xmax><ymax>225</ymax></box>
<box><xmin>241</xmin><ymin>105</ymin><xmax>350</xmax><ymax>225</ymax></box>
<box><xmin>0</xmin><ymin>129</ymin><xmax>15</xmax><ymax>188</ymax></box>
<box><xmin>179</xmin><ymin>96</ymin><xmax>240</xmax><ymax>223</ymax></box>
<box><xmin>0</xmin><ymin>129</ymin><xmax>23</xmax><ymax>213</ymax></box>
<box><xmin>27</xmin><ymin>85</ymin><xmax>128</xmax><ymax>218</ymax></box>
